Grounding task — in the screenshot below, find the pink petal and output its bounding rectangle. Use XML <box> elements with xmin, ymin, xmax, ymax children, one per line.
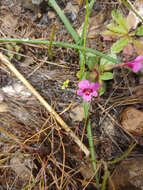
<box><xmin>91</xmin><ymin>91</ymin><xmax>98</xmax><ymax>97</ymax></box>
<box><xmin>90</xmin><ymin>83</ymin><xmax>101</xmax><ymax>90</ymax></box>
<box><xmin>83</xmin><ymin>94</ymin><xmax>92</xmax><ymax>102</ymax></box>
<box><xmin>132</xmin><ymin>62</ymin><xmax>143</xmax><ymax>72</ymax></box>
<box><xmin>77</xmin><ymin>89</ymin><xmax>83</xmax><ymax>96</ymax></box>
<box><xmin>134</xmin><ymin>56</ymin><xmax>143</xmax><ymax>62</ymax></box>
<box><xmin>125</xmin><ymin>62</ymin><xmax>143</xmax><ymax>72</ymax></box>
<box><xmin>124</xmin><ymin>62</ymin><xmax>134</xmax><ymax>69</ymax></box>
<box><xmin>78</xmin><ymin>80</ymin><xmax>90</xmax><ymax>89</ymax></box>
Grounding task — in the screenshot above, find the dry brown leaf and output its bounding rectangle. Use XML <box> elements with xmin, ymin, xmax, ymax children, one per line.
<box><xmin>133</xmin><ymin>40</ymin><xmax>143</xmax><ymax>55</ymax></box>
<box><xmin>121</xmin><ymin>107</ymin><xmax>143</xmax><ymax>136</ymax></box>
<box><xmin>77</xmin><ymin>10</ymin><xmax>106</xmax><ymax>38</ymax></box>
<box><xmin>122</xmin><ymin>43</ymin><xmax>135</xmax><ymax>58</ymax></box>
<box><xmin>80</xmin><ymin>162</ymin><xmax>95</xmax><ymax>180</ymax></box>
<box><xmin>127</xmin><ymin>0</ymin><xmax>143</xmax><ymax>29</ymax></box>
<box><xmin>10</xmin><ymin>154</ymin><xmax>33</xmax><ymax>180</ymax></box>
<box><xmin>0</xmin><ymin>103</ymin><xmax>8</xmax><ymax>113</ymax></box>
<box><xmin>109</xmin><ymin>158</ymin><xmax>143</xmax><ymax>190</ymax></box>
<box><xmin>70</xmin><ymin>104</ymin><xmax>84</xmax><ymax>121</ymax></box>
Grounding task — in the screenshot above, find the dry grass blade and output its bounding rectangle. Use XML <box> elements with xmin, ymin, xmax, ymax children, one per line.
<box><xmin>0</xmin><ymin>52</ymin><xmax>90</xmax><ymax>157</ymax></box>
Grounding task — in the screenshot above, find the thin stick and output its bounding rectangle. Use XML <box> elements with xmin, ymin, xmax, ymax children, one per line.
<box><xmin>0</xmin><ymin>52</ymin><xmax>90</xmax><ymax>157</ymax></box>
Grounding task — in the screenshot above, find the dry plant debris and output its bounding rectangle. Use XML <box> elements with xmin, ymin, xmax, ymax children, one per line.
<box><xmin>121</xmin><ymin>107</ymin><xmax>143</xmax><ymax>136</ymax></box>
<box><xmin>0</xmin><ymin>0</ymin><xmax>143</xmax><ymax>189</ymax></box>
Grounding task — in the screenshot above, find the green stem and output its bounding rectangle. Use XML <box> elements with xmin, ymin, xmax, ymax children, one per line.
<box><xmin>121</xmin><ymin>0</ymin><xmax>143</xmax><ymax>23</ymax></box>
<box><xmin>87</xmin><ymin>141</ymin><xmax>136</xmax><ymax>165</ymax></box>
<box><xmin>87</xmin><ymin>119</ymin><xmax>100</xmax><ymax>190</ymax></box>
<box><xmin>0</xmin><ymin>38</ymin><xmax>120</xmax><ymax>64</ymax></box>
<box><xmin>79</xmin><ymin>0</ymin><xmax>96</xmax><ymax>79</ymax></box>
<box><xmin>101</xmin><ymin>163</ymin><xmax>110</xmax><ymax>190</ymax></box>
<box><xmin>80</xmin><ymin>0</ymin><xmax>89</xmax><ymax>79</ymax></box>
<box><xmin>48</xmin><ymin>0</ymin><xmax>79</xmax><ymax>44</ymax></box>
<box><xmin>79</xmin><ymin>0</ymin><xmax>96</xmax><ymax>45</ymax></box>
<box><xmin>48</xmin><ymin>24</ymin><xmax>57</xmax><ymax>59</ymax></box>
<box><xmin>107</xmin><ymin>141</ymin><xmax>136</xmax><ymax>165</ymax></box>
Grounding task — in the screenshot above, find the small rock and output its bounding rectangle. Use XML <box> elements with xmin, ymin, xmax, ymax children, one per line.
<box><xmin>108</xmin><ymin>157</ymin><xmax>143</xmax><ymax>190</ymax></box>
<box><xmin>10</xmin><ymin>154</ymin><xmax>33</xmax><ymax>181</ymax></box>
<box><xmin>121</xmin><ymin>107</ymin><xmax>143</xmax><ymax>136</ymax></box>
<box><xmin>2</xmin><ymin>83</ymin><xmax>32</xmax><ymax>101</ymax></box>
<box><xmin>70</xmin><ymin>104</ymin><xmax>84</xmax><ymax>122</ymax></box>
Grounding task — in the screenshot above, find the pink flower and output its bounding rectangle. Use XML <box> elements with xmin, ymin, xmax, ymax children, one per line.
<box><xmin>123</xmin><ymin>56</ymin><xmax>143</xmax><ymax>72</ymax></box>
<box><xmin>77</xmin><ymin>80</ymin><xmax>100</xmax><ymax>102</ymax></box>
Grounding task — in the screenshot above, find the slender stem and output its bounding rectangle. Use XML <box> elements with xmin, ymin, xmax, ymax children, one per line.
<box><xmin>79</xmin><ymin>0</ymin><xmax>96</xmax><ymax>45</ymax></box>
<box><xmin>48</xmin><ymin>24</ymin><xmax>57</xmax><ymax>59</ymax></box>
<box><xmin>87</xmin><ymin>141</ymin><xmax>136</xmax><ymax>165</ymax></box>
<box><xmin>0</xmin><ymin>38</ymin><xmax>120</xmax><ymax>64</ymax></box>
<box><xmin>121</xmin><ymin>0</ymin><xmax>143</xmax><ymax>23</ymax></box>
<box><xmin>87</xmin><ymin>119</ymin><xmax>100</xmax><ymax>190</ymax></box>
<box><xmin>107</xmin><ymin>141</ymin><xmax>136</xmax><ymax>165</ymax></box>
<box><xmin>0</xmin><ymin>52</ymin><xmax>90</xmax><ymax>157</ymax></box>
<box><xmin>79</xmin><ymin>0</ymin><xmax>96</xmax><ymax>79</ymax></box>
<box><xmin>80</xmin><ymin>0</ymin><xmax>89</xmax><ymax>79</ymax></box>
<box><xmin>101</xmin><ymin>163</ymin><xmax>110</xmax><ymax>190</ymax></box>
<box><xmin>48</xmin><ymin>0</ymin><xmax>79</xmax><ymax>44</ymax></box>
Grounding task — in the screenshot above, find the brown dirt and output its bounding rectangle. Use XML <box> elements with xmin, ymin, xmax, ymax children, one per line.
<box><xmin>0</xmin><ymin>0</ymin><xmax>143</xmax><ymax>190</ymax></box>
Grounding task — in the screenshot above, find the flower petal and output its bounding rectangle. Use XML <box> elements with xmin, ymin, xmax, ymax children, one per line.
<box><xmin>91</xmin><ymin>91</ymin><xmax>98</xmax><ymax>97</ymax></box>
<box><xmin>83</xmin><ymin>94</ymin><xmax>92</xmax><ymax>102</ymax></box>
<box><xmin>90</xmin><ymin>83</ymin><xmax>101</xmax><ymax>90</ymax></box>
<box><xmin>77</xmin><ymin>89</ymin><xmax>83</xmax><ymax>96</ymax></box>
<box><xmin>132</xmin><ymin>62</ymin><xmax>143</xmax><ymax>72</ymax></box>
<box><xmin>124</xmin><ymin>62</ymin><xmax>134</xmax><ymax>69</ymax></box>
<box><xmin>134</xmin><ymin>56</ymin><xmax>143</xmax><ymax>62</ymax></box>
<box><xmin>125</xmin><ymin>61</ymin><xmax>143</xmax><ymax>72</ymax></box>
<box><xmin>78</xmin><ymin>80</ymin><xmax>90</xmax><ymax>89</ymax></box>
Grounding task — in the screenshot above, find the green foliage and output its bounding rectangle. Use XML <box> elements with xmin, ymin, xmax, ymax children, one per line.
<box><xmin>111</xmin><ymin>10</ymin><xmax>129</xmax><ymax>32</ymax></box>
<box><xmin>86</xmin><ymin>53</ymin><xmax>98</xmax><ymax>70</ymax></box>
<box><xmin>100</xmin><ymin>53</ymin><xmax>117</xmax><ymax>72</ymax></box>
<box><xmin>62</xmin><ymin>79</ymin><xmax>69</xmax><ymax>89</ymax></box>
<box><xmin>98</xmin><ymin>81</ymin><xmax>106</xmax><ymax>96</ymax></box>
<box><xmin>5</xmin><ymin>44</ymin><xmax>21</xmax><ymax>60</ymax></box>
<box><xmin>103</xmin><ymin>10</ymin><xmax>143</xmax><ymax>55</ymax></box>
<box><xmin>135</xmin><ymin>25</ymin><xmax>143</xmax><ymax>36</ymax></box>
<box><xmin>111</xmin><ymin>37</ymin><xmax>130</xmax><ymax>53</ymax></box>
<box><xmin>100</xmin><ymin>72</ymin><xmax>114</xmax><ymax>80</ymax></box>
<box><xmin>107</xmin><ymin>23</ymin><xmax>128</xmax><ymax>34</ymax></box>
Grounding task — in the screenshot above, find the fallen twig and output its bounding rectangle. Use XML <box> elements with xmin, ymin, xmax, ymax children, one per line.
<box><xmin>0</xmin><ymin>52</ymin><xmax>90</xmax><ymax>157</ymax></box>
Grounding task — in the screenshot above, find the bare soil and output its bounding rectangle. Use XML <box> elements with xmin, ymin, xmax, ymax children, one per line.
<box><xmin>0</xmin><ymin>0</ymin><xmax>143</xmax><ymax>190</ymax></box>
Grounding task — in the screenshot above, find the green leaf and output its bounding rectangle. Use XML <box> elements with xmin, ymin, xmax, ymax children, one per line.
<box><xmin>100</xmin><ymin>72</ymin><xmax>114</xmax><ymax>80</ymax></box>
<box><xmin>111</xmin><ymin>37</ymin><xmax>130</xmax><ymax>53</ymax></box>
<box><xmin>100</xmin><ymin>53</ymin><xmax>117</xmax><ymax>71</ymax></box>
<box><xmin>107</xmin><ymin>23</ymin><xmax>128</xmax><ymax>34</ymax></box>
<box><xmin>112</xmin><ymin>10</ymin><xmax>129</xmax><ymax>32</ymax></box>
<box><xmin>86</xmin><ymin>53</ymin><xmax>98</xmax><ymax>70</ymax></box>
<box><xmin>98</xmin><ymin>82</ymin><xmax>106</xmax><ymax>96</ymax></box>
<box><xmin>85</xmin><ymin>71</ymin><xmax>90</xmax><ymax>80</ymax></box>
<box><xmin>135</xmin><ymin>25</ymin><xmax>143</xmax><ymax>36</ymax></box>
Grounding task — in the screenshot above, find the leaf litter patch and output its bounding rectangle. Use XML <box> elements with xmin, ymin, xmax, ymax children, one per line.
<box><xmin>0</xmin><ymin>0</ymin><xmax>143</xmax><ymax>189</ymax></box>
